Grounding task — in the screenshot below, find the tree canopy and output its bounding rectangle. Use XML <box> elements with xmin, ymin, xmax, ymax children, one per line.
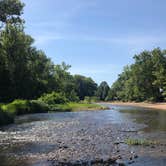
<box><xmin>74</xmin><ymin>75</ymin><xmax>97</xmax><ymax>100</ymax></box>
<box><xmin>96</xmin><ymin>81</ymin><xmax>110</xmax><ymax>101</ymax></box>
<box><xmin>0</xmin><ymin>0</ymin><xmax>24</xmax><ymax>28</ymax></box>
<box><xmin>108</xmin><ymin>48</ymin><xmax>166</xmax><ymax>102</ymax></box>
<box><xmin>0</xmin><ymin>0</ymin><xmax>98</xmax><ymax>102</ymax></box>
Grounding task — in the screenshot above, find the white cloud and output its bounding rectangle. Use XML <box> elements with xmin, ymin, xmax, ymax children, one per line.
<box><xmin>33</xmin><ymin>34</ymin><xmax>65</xmax><ymax>45</ymax></box>
<box><xmin>32</xmin><ymin>31</ymin><xmax>166</xmax><ymax>48</ymax></box>
<box><xmin>71</xmin><ymin>34</ymin><xmax>166</xmax><ymax>46</ymax></box>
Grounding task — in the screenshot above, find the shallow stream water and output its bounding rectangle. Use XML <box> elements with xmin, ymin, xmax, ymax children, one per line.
<box><xmin>0</xmin><ymin>104</ymin><xmax>166</xmax><ymax>166</ymax></box>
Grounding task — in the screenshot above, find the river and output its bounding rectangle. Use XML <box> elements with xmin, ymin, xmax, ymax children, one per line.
<box><xmin>0</xmin><ymin>104</ymin><xmax>166</xmax><ymax>166</ymax></box>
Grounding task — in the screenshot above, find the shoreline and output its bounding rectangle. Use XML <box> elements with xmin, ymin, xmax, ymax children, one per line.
<box><xmin>104</xmin><ymin>101</ymin><xmax>166</xmax><ymax>111</ymax></box>
<box><xmin>0</xmin><ymin>102</ymin><xmax>108</xmax><ymax>126</ymax></box>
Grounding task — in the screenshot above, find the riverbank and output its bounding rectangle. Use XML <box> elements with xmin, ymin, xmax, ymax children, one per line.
<box><xmin>105</xmin><ymin>102</ymin><xmax>166</xmax><ymax>111</ymax></box>
<box><xmin>0</xmin><ymin>100</ymin><xmax>107</xmax><ymax>126</ymax></box>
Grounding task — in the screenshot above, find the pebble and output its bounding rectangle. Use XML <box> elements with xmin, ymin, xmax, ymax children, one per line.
<box><xmin>128</xmin><ymin>160</ymin><xmax>135</xmax><ymax>164</ymax></box>
<box><xmin>116</xmin><ymin>159</ymin><xmax>126</xmax><ymax>166</ymax></box>
<box><xmin>0</xmin><ymin>113</ymin><xmax>164</xmax><ymax>165</ymax></box>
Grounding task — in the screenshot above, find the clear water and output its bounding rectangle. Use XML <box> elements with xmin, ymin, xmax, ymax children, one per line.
<box><xmin>0</xmin><ymin>104</ymin><xmax>165</xmax><ymax>166</ymax></box>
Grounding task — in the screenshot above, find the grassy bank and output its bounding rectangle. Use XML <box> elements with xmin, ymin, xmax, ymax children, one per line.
<box><xmin>107</xmin><ymin>101</ymin><xmax>166</xmax><ymax>111</ymax></box>
<box><xmin>66</xmin><ymin>102</ymin><xmax>107</xmax><ymax>111</ymax></box>
<box><xmin>0</xmin><ymin>100</ymin><xmax>107</xmax><ymax>126</ymax></box>
<box><xmin>0</xmin><ymin>100</ymin><xmax>49</xmax><ymax>126</ymax></box>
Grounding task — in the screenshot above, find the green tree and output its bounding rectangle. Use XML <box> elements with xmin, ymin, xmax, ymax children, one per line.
<box><xmin>74</xmin><ymin>75</ymin><xmax>97</xmax><ymax>100</ymax></box>
<box><xmin>109</xmin><ymin>48</ymin><xmax>166</xmax><ymax>102</ymax></box>
<box><xmin>27</xmin><ymin>48</ymin><xmax>56</xmax><ymax>98</ymax></box>
<box><xmin>0</xmin><ymin>0</ymin><xmax>24</xmax><ymax>28</ymax></box>
<box><xmin>152</xmin><ymin>48</ymin><xmax>166</xmax><ymax>100</ymax></box>
<box><xmin>0</xmin><ymin>0</ymin><xmax>58</xmax><ymax>101</ymax></box>
<box><xmin>0</xmin><ymin>24</ymin><xmax>33</xmax><ymax>101</ymax></box>
<box><xmin>96</xmin><ymin>81</ymin><xmax>110</xmax><ymax>101</ymax></box>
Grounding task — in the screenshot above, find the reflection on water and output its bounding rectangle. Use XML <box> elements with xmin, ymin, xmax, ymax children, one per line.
<box><xmin>9</xmin><ymin>104</ymin><xmax>166</xmax><ymax>136</ymax></box>
<box><xmin>110</xmin><ymin>105</ymin><xmax>166</xmax><ymax>132</ymax></box>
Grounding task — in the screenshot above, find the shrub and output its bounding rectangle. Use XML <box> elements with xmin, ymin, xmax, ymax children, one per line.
<box><xmin>91</xmin><ymin>96</ymin><xmax>99</xmax><ymax>102</ymax></box>
<box><xmin>38</xmin><ymin>92</ymin><xmax>67</xmax><ymax>105</ymax></box>
<box><xmin>29</xmin><ymin>100</ymin><xmax>49</xmax><ymax>113</ymax></box>
<box><xmin>0</xmin><ymin>99</ymin><xmax>50</xmax><ymax>117</ymax></box>
<box><xmin>0</xmin><ymin>108</ymin><xmax>14</xmax><ymax>126</ymax></box>
<box><xmin>48</xmin><ymin>104</ymin><xmax>72</xmax><ymax>112</ymax></box>
<box><xmin>1</xmin><ymin>99</ymin><xmax>30</xmax><ymax>116</ymax></box>
<box><xmin>83</xmin><ymin>96</ymin><xmax>99</xmax><ymax>104</ymax></box>
<box><xmin>84</xmin><ymin>96</ymin><xmax>92</xmax><ymax>104</ymax></box>
<box><xmin>146</xmin><ymin>97</ymin><xmax>156</xmax><ymax>103</ymax></box>
<box><xmin>66</xmin><ymin>90</ymin><xmax>79</xmax><ymax>102</ymax></box>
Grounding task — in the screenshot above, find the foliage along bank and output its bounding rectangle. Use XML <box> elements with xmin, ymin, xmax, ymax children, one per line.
<box><xmin>107</xmin><ymin>48</ymin><xmax>166</xmax><ymax>102</ymax></box>
<box><xmin>0</xmin><ymin>0</ymin><xmax>101</xmax><ymax>125</ymax></box>
<box><xmin>0</xmin><ymin>0</ymin><xmax>98</xmax><ymax>103</ymax></box>
<box><xmin>0</xmin><ymin>92</ymin><xmax>106</xmax><ymax>126</ymax></box>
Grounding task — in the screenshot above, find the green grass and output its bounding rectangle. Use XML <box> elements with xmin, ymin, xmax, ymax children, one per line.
<box><xmin>48</xmin><ymin>104</ymin><xmax>72</xmax><ymax>112</ymax></box>
<box><xmin>67</xmin><ymin>102</ymin><xmax>108</xmax><ymax>111</ymax></box>
<box><xmin>48</xmin><ymin>102</ymin><xmax>107</xmax><ymax>112</ymax></box>
<box><xmin>0</xmin><ymin>100</ymin><xmax>107</xmax><ymax>126</ymax></box>
<box><xmin>0</xmin><ymin>100</ymin><xmax>50</xmax><ymax>126</ymax></box>
<box><xmin>125</xmin><ymin>138</ymin><xmax>159</xmax><ymax>146</ymax></box>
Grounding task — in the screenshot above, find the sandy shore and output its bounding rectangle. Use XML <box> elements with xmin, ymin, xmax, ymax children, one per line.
<box><xmin>107</xmin><ymin>102</ymin><xmax>166</xmax><ymax>111</ymax></box>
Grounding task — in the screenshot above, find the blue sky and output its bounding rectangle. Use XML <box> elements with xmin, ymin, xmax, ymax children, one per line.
<box><xmin>22</xmin><ymin>0</ymin><xmax>166</xmax><ymax>86</ymax></box>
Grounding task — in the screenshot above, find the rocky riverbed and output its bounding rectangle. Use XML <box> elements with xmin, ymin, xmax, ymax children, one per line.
<box><xmin>0</xmin><ymin>104</ymin><xmax>166</xmax><ymax>166</ymax></box>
